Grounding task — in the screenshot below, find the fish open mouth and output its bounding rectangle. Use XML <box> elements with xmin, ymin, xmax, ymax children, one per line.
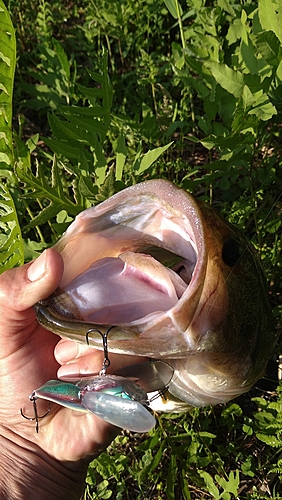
<box><xmin>52</xmin><ymin>187</ymin><xmax>205</xmax><ymax>329</ymax></box>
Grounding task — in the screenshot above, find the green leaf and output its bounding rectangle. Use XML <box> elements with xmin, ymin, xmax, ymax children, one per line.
<box><xmin>52</xmin><ymin>38</ymin><xmax>70</xmax><ymax>79</ymax></box>
<box><xmin>44</xmin><ymin>49</ymin><xmax>113</xmax><ymax>187</ymax></box>
<box><xmin>0</xmin><ymin>0</ymin><xmax>16</xmax><ymax>170</ymax></box>
<box><xmin>241</xmin><ymin>457</ymin><xmax>255</xmax><ymax>477</ymax></box>
<box><xmin>180</xmin><ymin>468</ymin><xmax>191</xmax><ymax>500</ymax></box>
<box><xmin>163</xmin><ymin>0</ymin><xmax>183</xmax><ymax>19</ymax></box>
<box><xmin>221</xmin><ymin>403</ymin><xmax>243</xmax><ymax>418</ymax></box>
<box><xmin>256</xmin><ymin>30</ymin><xmax>281</xmax><ymax>66</ymax></box>
<box><xmin>44</xmin><ymin>138</ymin><xmax>82</xmax><ymax>160</ymax></box>
<box><xmin>215</xmin><ymin>470</ymin><xmax>240</xmax><ymax>496</ymax></box>
<box><xmin>0</xmin><ymin>181</ymin><xmax>24</xmax><ymax>271</ymax></box>
<box><xmin>94</xmin><ymin>166</ymin><xmax>116</xmax><ymax>202</ymax></box>
<box><xmin>16</xmin><ymin>156</ymin><xmax>82</xmax><ymax>229</ymax></box>
<box><xmin>240</xmin><ymin>35</ymin><xmax>258</xmax><ymax>75</ymax></box>
<box><xmin>242</xmin><ymin>423</ymin><xmax>253</xmax><ymax>435</ymax></box>
<box><xmin>137</xmin><ymin>442</ymin><xmax>166</xmax><ymax>486</ymax></box>
<box><xmin>198</xmin><ymin>470</ymin><xmax>220</xmax><ymax>499</ymax></box>
<box><xmin>23</xmin><ymin>239</ymin><xmax>47</xmax><ymax>262</ymax></box>
<box><xmin>166</xmin><ymin>454</ymin><xmax>177</xmax><ymax>500</ymax></box>
<box><xmin>133</xmin><ymin>142</ymin><xmax>173</xmax><ymax>174</ymax></box>
<box><xmin>206</xmin><ymin>62</ymin><xmax>245</xmax><ymax>98</ymax></box>
<box><xmin>256</xmin><ymin>433</ymin><xmax>282</xmax><ymax>447</ymax></box>
<box><xmin>217</xmin><ymin>0</ymin><xmax>235</xmax><ymax>16</ymax></box>
<box><xmin>226</xmin><ymin>18</ymin><xmax>245</xmax><ymax>45</ymax></box>
<box><xmin>96</xmin><ymin>479</ymin><xmax>112</xmax><ymax>499</ymax></box>
<box><xmin>114</xmin><ymin>133</ymin><xmax>127</xmax><ymax>181</ymax></box>
<box><xmin>0</xmin><ymin>152</ymin><xmax>10</xmax><ymax>164</ymax></box>
<box><xmin>249</xmin><ymin>90</ymin><xmax>277</xmax><ymax>120</ymax></box>
<box><xmin>258</xmin><ymin>0</ymin><xmax>282</xmax><ymax>43</ymax></box>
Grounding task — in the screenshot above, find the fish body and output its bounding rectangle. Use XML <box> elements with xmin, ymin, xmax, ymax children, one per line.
<box><xmin>36</xmin><ymin>180</ymin><xmax>275</xmax><ymax>410</ymax></box>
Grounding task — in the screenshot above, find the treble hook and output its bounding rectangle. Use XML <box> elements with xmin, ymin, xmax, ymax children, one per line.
<box><xmin>85</xmin><ymin>326</ymin><xmax>116</xmax><ymax>376</ymax></box>
<box><xmin>20</xmin><ymin>394</ymin><xmax>51</xmax><ymax>433</ymax></box>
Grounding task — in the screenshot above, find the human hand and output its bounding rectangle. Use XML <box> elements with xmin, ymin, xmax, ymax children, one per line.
<box><xmin>0</xmin><ymin>249</ymin><xmax>143</xmax><ymax>500</ymax></box>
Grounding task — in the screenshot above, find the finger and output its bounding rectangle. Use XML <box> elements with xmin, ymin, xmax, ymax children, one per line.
<box><xmin>55</xmin><ymin>338</ymin><xmax>148</xmax><ymax>377</ymax></box>
<box><xmin>0</xmin><ymin>249</ymin><xmax>64</xmax><ymax>313</ymax></box>
<box><xmin>55</xmin><ymin>338</ymin><xmax>94</xmax><ymax>364</ymax></box>
<box><xmin>56</xmin><ymin>341</ymin><xmax>104</xmax><ymax>376</ymax></box>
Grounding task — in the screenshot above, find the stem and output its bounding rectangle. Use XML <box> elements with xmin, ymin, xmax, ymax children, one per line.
<box><xmin>25</xmin><ymin>201</ymin><xmax>45</xmax><ymax>243</ymax></box>
<box><xmin>175</xmin><ymin>0</ymin><xmax>186</xmax><ymax>52</ymax></box>
<box><xmin>249</xmin><ymin>165</ymin><xmax>262</xmax><ymax>250</ymax></box>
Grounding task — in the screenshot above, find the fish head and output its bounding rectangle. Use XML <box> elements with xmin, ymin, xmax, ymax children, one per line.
<box><xmin>36</xmin><ymin>180</ymin><xmax>275</xmax><ymax>410</ymax></box>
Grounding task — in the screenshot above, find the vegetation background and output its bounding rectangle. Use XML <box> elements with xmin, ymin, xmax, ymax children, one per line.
<box><xmin>0</xmin><ymin>0</ymin><xmax>282</xmax><ymax>497</ymax></box>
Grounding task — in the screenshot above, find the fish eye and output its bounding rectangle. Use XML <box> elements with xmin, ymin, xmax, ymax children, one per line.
<box><xmin>222</xmin><ymin>239</ymin><xmax>242</xmax><ymax>267</ymax></box>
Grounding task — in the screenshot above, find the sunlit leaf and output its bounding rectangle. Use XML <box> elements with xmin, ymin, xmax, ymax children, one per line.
<box><xmin>258</xmin><ymin>0</ymin><xmax>282</xmax><ymax>42</ymax></box>
<box><xmin>206</xmin><ymin>62</ymin><xmax>245</xmax><ymax>98</ymax></box>
<box><xmin>163</xmin><ymin>0</ymin><xmax>183</xmax><ymax>19</ymax></box>
<box><xmin>133</xmin><ymin>142</ymin><xmax>173</xmax><ymax>174</ymax></box>
<box><xmin>256</xmin><ymin>30</ymin><xmax>281</xmax><ymax>66</ymax></box>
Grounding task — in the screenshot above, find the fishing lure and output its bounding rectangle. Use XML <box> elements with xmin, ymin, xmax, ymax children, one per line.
<box><xmin>28</xmin><ymin>375</ymin><xmax>156</xmax><ymax>433</ymax></box>
<box><xmin>21</xmin><ymin>326</ymin><xmax>160</xmax><ymax>433</ymax></box>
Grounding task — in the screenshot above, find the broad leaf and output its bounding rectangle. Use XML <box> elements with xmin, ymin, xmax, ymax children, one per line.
<box><xmin>258</xmin><ymin>0</ymin><xmax>282</xmax><ymax>43</ymax></box>
<box><xmin>255</xmin><ymin>30</ymin><xmax>281</xmax><ymax>66</ymax></box>
<box><xmin>206</xmin><ymin>62</ymin><xmax>245</xmax><ymax>98</ymax></box>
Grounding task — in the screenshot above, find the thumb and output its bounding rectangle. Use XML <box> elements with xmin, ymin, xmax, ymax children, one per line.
<box><xmin>0</xmin><ymin>248</ymin><xmax>64</xmax><ymax>312</ymax></box>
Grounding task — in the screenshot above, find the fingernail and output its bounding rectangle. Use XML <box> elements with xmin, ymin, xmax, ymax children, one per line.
<box><xmin>55</xmin><ymin>339</ymin><xmax>78</xmax><ymax>363</ymax></box>
<box><xmin>57</xmin><ymin>362</ymin><xmax>80</xmax><ymax>378</ymax></box>
<box><xmin>27</xmin><ymin>251</ymin><xmax>47</xmax><ymax>282</ymax></box>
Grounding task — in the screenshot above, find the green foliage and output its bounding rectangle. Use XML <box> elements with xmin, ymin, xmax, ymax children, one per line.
<box><xmin>0</xmin><ymin>0</ymin><xmax>15</xmax><ymax>170</ymax></box>
<box><xmin>0</xmin><ymin>1</ymin><xmax>23</xmax><ymax>268</ymax></box>
<box><xmin>0</xmin><ymin>180</ymin><xmax>24</xmax><ymax>269</ymax></box>
<box><xmin>253</xmin><ymin>383</ymin><xmax>282</xmax><ymax>451</ymax></box>
<box><xmin>197</xmin><ymin>469</ymin><xmax>240</xmax><ymax>500</ymax></box>
<box><xmin>15</xmin><ymin>46</ymin><xmax>173</xmax><ymax>228</ymax></box>
<box><xmin>1</xmin><ymin>0</ymin><xmax>281</xmax><ymax>498</ymax></box>
<box><xmin>170</xmin><ymin>0</ymin><xmax>281</xmax><ymax>202</ymax></box>
<box><xmin>20</xmin><ymin>37</ymin><xmax>77</xmax><ymax>111</ymax></box>
<box><xmin>84</xmin><ymin>398</ymin><xmax>282</xmax><ymax>498</ymax></box>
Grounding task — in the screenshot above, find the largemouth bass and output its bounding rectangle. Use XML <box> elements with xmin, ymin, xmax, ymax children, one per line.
<box><xmin>35</xmin><ymin>180</ymin><xmax>275</xmax><ymax>411</ymax></box>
